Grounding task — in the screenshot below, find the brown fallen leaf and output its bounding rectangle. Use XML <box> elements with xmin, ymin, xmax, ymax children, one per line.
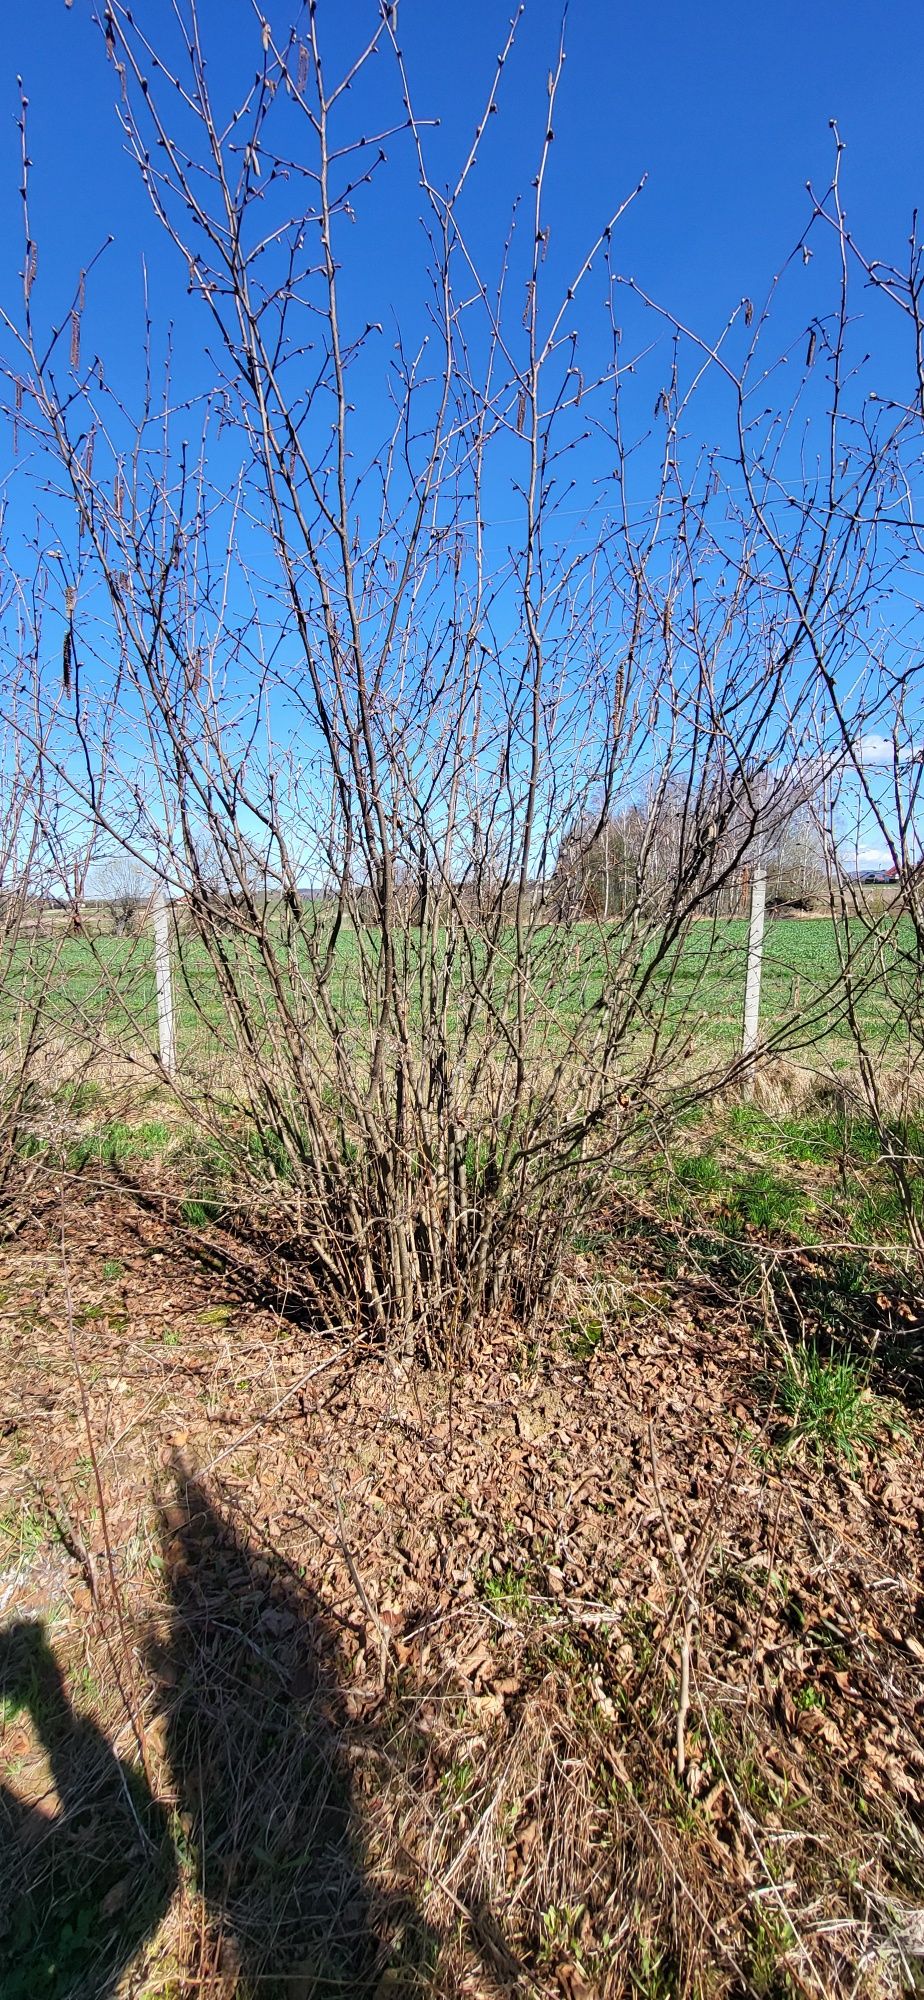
<box><xmin>557</xmin><ymin>1964</ymin><xmax>594</xmax><ymax>1999</ymax></box>
<box><xmin>101</xmin><ymin>1877</ymin><xmax>130</xmax><ymax>1918</ymax></box>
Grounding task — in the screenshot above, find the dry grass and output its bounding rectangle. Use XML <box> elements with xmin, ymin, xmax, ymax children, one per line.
<box><xmin>6</xmin><ymin>1468</ymin><xmax>921</xmax><ymax>1999</ymax></box>
<box><xmin>746</xmin><ymin>1055</ymin><xmax>924</xmax><ymax>1125</ymax></box>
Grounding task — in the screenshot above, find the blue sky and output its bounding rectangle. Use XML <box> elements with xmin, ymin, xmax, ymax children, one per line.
<box><xmin>1</xmin><ymin>1</ymin><xmax>923</xmax><ymax>874</ymax></box>
<box><xmin>3</xmin><ymin>0</ymin><xmax>922</xmax><ymax>363</ymax></box>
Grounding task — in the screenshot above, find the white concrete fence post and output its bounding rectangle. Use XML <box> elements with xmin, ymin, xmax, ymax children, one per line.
<box><xmin>741</xmin><ymin>862</ymin><xmax>767</xmax><ymax>1097</ymax></box>
<box><xmin>153</xmin><ymin>889</ymin><xmax>176</xmax><ymax>1078</ymax></box>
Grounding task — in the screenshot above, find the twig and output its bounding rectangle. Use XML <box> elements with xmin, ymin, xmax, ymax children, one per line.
<box><xmin>648</xmin><ymin>1417</ymin><xmax>698</xmax><ymax>1781</ymax></box>
<box><xmin>331</xmin><ymin>1487</ymin><xmax>393</xmax><ymax>1676</ymax></box>
<box><xmin>203</xmin><ymin>1334</ymin><xmax>367</xmax><ymax>1473</ymax></box>
<box><xmin>676</xmin><ymin>1615</ymin><xmax>691</xmax><ymax>1782</ymax></box>
<box><xmin>745</xmin><ymin>1481</ymin><xmax>785</xmax><ymax>1716</ymax></box>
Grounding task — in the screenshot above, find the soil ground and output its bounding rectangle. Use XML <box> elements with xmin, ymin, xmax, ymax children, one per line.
<box><xmin>1</xmin><ymin>1158</ymin><xmax>923</xmax><ymax>1998</ymax></box>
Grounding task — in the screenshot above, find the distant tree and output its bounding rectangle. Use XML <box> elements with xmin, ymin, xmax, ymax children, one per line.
<box><xmin>764</xmin><ymin>808</ymin><xmax>828</xmax><ymax>909</ymax></box>
<box><xmin>556</xmin><ymin>782</ymin><xmax>829</xmax><ymax>921</ymax></box>
<box><xmin>105</xmin><ymin>859</ymin><xmax>152</xmax><ymax>938</ymax></box>
<box><xmin>553</xmin><ymin>804</ymin><xmax>652</xmax><ymax>919</ymax></box>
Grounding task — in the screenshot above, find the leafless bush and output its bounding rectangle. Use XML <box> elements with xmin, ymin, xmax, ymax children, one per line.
<box><xmin>2</xmin><ymin>11</ymin><xmax>917</xmax><ymax>1337</ymax></box>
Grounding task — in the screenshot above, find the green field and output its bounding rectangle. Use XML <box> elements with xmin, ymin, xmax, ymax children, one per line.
<box><xmin>5</xmin><ymin>916</ymin><xmax>912</xmax><ymax>1075</ymax></box>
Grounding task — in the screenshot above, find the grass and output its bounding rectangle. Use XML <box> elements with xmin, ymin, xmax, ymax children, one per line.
<box><xmin>478</xmin><ymin>1563</ymin><xmax>532</xmax><ymax>1618</ymax></box>
<box><xmin>566</xmin><ymin>1314</ymin><xmax>605</xmax><ymax>1360</ymax></box>
<box><xmin>795</xmin><ymin>1683</ymin><xmax>826</xmax><ymax>1711</ymax></box>
<box><xmin>3</xmin><ymin>916</ymin><xmax>917</xmax><ymax>1067</ymax></box>
<box><xmin>654</xmin><ymin>1091</ymin><xmax>924</xmax><ymax>1259</ymax></box>
<box><xmin>729</xmin><ymin>1166</ymin><xmax>807</xmax><ymax>1234</ymax></box>
<box><xmin>0</xmin><ymin>1502</ymin><xmax>55</xmax><ymax>1567</ymax></box>
<box><xmin>774</xmin><ymin>1345</ymin><xmax>885</xmax><ymax>1464</ymax></box>
<box><xmin>439</xmin><ymin>1756</ymin><xmax>475</xmax><ymax>1805</ymax></box>
<box><xmin>179</xmin><ymin>1195</ymin><xmax>224</xmax><ymax>1227</ymax></box>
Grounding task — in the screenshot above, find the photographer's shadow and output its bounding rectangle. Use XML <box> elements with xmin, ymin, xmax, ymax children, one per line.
<box><xmin>0</xmin><ymin>1619</ymin><xmax>174</xmax><ymax>1999</ymax></box>
<box><xmin>152</xmin><ymin>1461</ymin><xmax>436</xmax><ymax>1996</ymax></box>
